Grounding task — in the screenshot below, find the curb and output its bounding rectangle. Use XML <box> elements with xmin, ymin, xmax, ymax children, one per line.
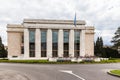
<box><xmin>107</xmin><ymin>71</ymin><xmax>120</xmax><ymax>78</ymax></box>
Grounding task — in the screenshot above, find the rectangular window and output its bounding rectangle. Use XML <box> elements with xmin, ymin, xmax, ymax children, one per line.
<box><xmin>63</xmin><ymin>30</ymin><xmax>69</xmax><ymax>57</ymax></box>
<box><xmin>22</xmin><ymin>34</ymin><xmax>24</xmax><ymax>43</ymax></box>
<box><xmin>41</xmin><ymin>30</ymin><xmax>47</xmax><ymax>57</ymax></box>
<box><xmin>21</xmin><ymin>33</ymin><xmax>24</xmax><ymax>54</ymax></box>
<box><xmin>74</xmin><ymin>30</ymin><xmax>80</xmax><ymax>57</ymax></box>
<box><xmin>52</xmin><ymin>30</ymin><xmax>58</xmax><ymax>57</ymax></box>
<box><xmin>21</xmin><ymin>46</ymin><xmax>24</xmax><ymax>54</ymax></box>
<box><xmin>29</xmin><ymin>29</ymin><xmax>35</xmax><ymax>57</ymax></box>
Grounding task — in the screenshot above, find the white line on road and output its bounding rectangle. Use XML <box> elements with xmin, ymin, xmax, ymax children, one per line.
<box><xmin>59</xmin><ymin>70</ymin><xmax>85</xmax><ymax>80</ymax></box>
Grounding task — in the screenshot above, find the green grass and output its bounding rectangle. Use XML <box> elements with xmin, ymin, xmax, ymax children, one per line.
<box><xmin>0</xmin><ymin>58</ymin><xmax>120</xmax><ymax>64</ymax></box>
<box><xmin>0</xmin><ymin>60</ymin><xmax>49</xmax><ymax>63</ymax></box>
<box><xmin>110</xmin><ymin>70</ymin><xmax>120</xmax><ymax>76</ymax></box>
<box><xmin>0</xmin><ymin>59</ymin><xmax>78</xmax><ymax>64</ymax></box>
<box><xmin>100</xmin><ymin>59</ymin><xmax>120</xmax><ymax>63</ymax></box>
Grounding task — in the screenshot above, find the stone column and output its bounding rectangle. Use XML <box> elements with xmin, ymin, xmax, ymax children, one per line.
<box><xmin>35</xmin><ymin>29</ymin><xmax>41</xmax><ymax>58</ymax></box>
<box><xmin>58</xmin><ymin>29</ymin><xmax>63</xmax><ymax>57</ymax></box>
<box><xmin>69</xmin><ymin>29</ymin><xmax>74</xmax><ymax>57</ymax></box>
<box><xmin>47</xmin><ymin>29</ymin><xmax>52</xmax><ymax>58</ymax></box>
<box><xmin>24</xmin><ymin>28</ymin><xmax>29</xmax><ymax>58</ymax></box>
<box><xmin>80</xmin><ymin>30</ymin><xmax>85</xmax><ymax>57</ymax></box>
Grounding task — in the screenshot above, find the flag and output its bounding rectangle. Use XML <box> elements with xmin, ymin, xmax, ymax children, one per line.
<box><xmin>74</xmin><ymin>13</ymin><xmax>76</xmax><ymax>26</ymax></box>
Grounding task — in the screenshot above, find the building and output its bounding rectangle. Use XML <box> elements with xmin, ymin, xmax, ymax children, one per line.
<box><xmin>7</xmin><ymin>19</ymin><xmax>94</xmax><ymax>59</ymax></box>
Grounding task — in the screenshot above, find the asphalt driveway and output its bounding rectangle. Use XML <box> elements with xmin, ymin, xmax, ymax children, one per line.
<box><xmin>0</xmin><ymin>63</ymin><xmax>120</xmax><ymax>80</ymax></box>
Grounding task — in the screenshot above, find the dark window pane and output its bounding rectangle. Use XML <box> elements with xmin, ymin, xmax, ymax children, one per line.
<box><xmin>29</xmin><ymin>30</ymin><xmax>35</xmax><ymax>43</ymax></box>
<box><xmin>21</xmin><ymin>46</ymin><xmax>24</xmax><ymax>54</ymax></box>
<box><xmin>74</xmin><ymin>30</ymin><xmax>80</xmax><ymax>57</ymax></box>
<box><xmin>22</xmin><ymin>34</ymin><xmax>24</xmax><ymax>43</ymax></box>
<box><xmin>52</xmin><ymin>30</ymin><xmax>58</xmax><ymax>57</ymax></box>
<box><xmin>41</xmin><ymin>30</ymin><xmax>47</xmax><ymax>57</ymax></box>
<box><xmin>29</xmin><ymin>29</ymin><xmax>35</xmax><ymax>57</ymax></box>
<box><xmin>64</xmin><ymin>30</ymin><xmax>69</xmax><ymax>57</ymax></box>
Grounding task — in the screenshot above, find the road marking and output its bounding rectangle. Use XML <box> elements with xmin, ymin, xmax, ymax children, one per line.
<box><xmin>59</xmin><ymin>70</ymin><xmax>85</xmax><ymax>80</ymax></box>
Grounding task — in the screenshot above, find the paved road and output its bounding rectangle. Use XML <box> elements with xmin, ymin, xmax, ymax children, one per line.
<box><xmin>0</xmin><ymin>63</ymin><xmax>120</xmax><ymax>80</ymax></box>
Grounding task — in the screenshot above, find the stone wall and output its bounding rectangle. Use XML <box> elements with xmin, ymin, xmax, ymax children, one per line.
<box><xmin>8</xmin><ymin>32</ymin><xmax>22</xmax><ymax>58</ymax></box>
<box><xmin>85</xmin><ymin>29</ymin><xmax>94</xmax><ymax>56</ymax></box>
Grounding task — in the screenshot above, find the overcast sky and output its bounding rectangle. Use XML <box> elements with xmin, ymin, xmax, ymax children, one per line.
<box><xmin>0</xmin><ymin>0</ymin><xmax>120</xmax><ymax>46</ymax></box>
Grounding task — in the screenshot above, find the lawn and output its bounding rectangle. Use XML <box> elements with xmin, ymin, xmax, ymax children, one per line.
<box><xmin>110</xmin><ymin>70</ymin><xmax>120</xmax><ymax>76</ymax></box>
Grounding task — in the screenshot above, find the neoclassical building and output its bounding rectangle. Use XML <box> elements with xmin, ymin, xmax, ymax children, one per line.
<box><xmin>7</xmin><ymin>19</ymin><xmax>94</xmax><ymax>59</ymax></box>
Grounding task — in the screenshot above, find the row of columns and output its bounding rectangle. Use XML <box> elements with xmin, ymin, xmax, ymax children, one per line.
<box><xmin>24</xmin><ymin>28</ymin><xmax>85</xmax><ymax>58</ymax></box>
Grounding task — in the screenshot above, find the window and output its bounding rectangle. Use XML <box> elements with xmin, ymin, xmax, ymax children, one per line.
<box><xmin>21</xmin><ymin>46</ymin><xmax>24</xmax><ymax>54</ymax></box>
<box><xmin>74</xmin><ymin>30</ymin><xmax>80</xmax><ymax>57</ymax></box>
<box><xmin>41</xmin><ymin>30</ymin><xmax>47</xmax><ymax>57</ymax></box>
<box><xmin>21</xmin><ymin>34</ymin><xmax>24</xmax><ymax>43</ymax></box>
<box><xmin>29</xmin><ymin>29</ymin><xmax>35</xmax><ymax>57</ymax></box>
<box><xmin>52</xmin><ymin>30</ymin><xmax>58</xmax><ymax>57</ymax></box>
<box><xmin>63</xmin><ymin>30</ymin><xmax>69</xmax><ymax>57</ymax></box>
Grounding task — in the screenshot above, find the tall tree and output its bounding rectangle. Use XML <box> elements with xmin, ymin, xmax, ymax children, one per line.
<box><xmin>0</xmin><ymin>36</ymin><xmax>7</xmax><ymax>58</ymax></box>
<box><xmin>94</xmin><ymin>37</ymin><xmax>105</xmax><ymax>57</ymax></box>
<box><xmin>95</xmin><ymin>37</ymin><xmax>101</xmax><ymax>56</ymax></box>
<box><xmin>99</xmin><ymin>37</ymin><xmax>106</xmax><ymax>57</ymax></box>
<box><xmin>99</xmin><ymin>37</ymin><xmax>103</xmax><ymax>49</ymax></box>
<box><xmin>111</xmin><ymin>27</ymin><xmax>120</xmax><ymax>48</ymax></box>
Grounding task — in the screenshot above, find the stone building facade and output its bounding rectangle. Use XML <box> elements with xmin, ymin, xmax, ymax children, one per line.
<box><xmin>7</xmin><ymin>19</ymin><xmax>94</xmax><ymax>59</ymax></box>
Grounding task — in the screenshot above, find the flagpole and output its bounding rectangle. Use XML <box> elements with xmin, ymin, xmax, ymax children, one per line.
<box><xmin>74</xmin><ymin>12</ymin><xmax>77</xmax><ymax>57</ymax></box>
<box><xmin>74</xmin><ymin>12</ymin><xmax>76</xmax><ymax>26</ymax></box>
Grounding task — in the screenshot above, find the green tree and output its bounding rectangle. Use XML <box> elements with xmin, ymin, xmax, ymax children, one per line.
<box><xmin>95</xmin><ymin>37</ymin><xmax>101</xmax><ymax>56</ymax></box>
<box><xmin>95</xmin><ymin>37</ymin><xmax>99</xmax><ymax>56</ymax></box>
<box><xmin>99</xmin><ymin>37</ymin><xmax>103</xmax><ymax>49</ymax></box>
<box><xmin>0</xmin><ymin>36</ymin><xmax>7</xmax><ymax>58</ymax></box>
<box><xmin>99</xmin><ymin>37</ymin><xmax>106</xmax><ymax>57</ymax></box>
<box><xmin>94</xmin><ymin>37</ymin><xmax>106</xmax><ymax>57</ymax></box>
<box><xmin>111</xmin><ymin>27</ymin><xmax>120</xmax><ymax>48</ymax></box>
<box><xmin>104</xmin><ymin>47</ymin><xmax>119</xmax><ymax>58</ymax></box>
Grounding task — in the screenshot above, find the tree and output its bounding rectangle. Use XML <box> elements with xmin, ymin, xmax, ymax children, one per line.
<box><xmin>95</xmin><ymin>37</ymin><xmax>101</xmax><ymax>56</ymax></box>
<box><xmin>94</xmin><ymin>37</ymin><xmax>106</xmax><ymax>57</ymax></box>
<box><xmin>99</xmin><ymin>37</ymin><xmax>103</xmax><ymax>49</ymax></box>
<box><xmin>104</xmin><ymin>47</ymin><xmax>120</xmax><ymax>58</ymax></box>
<box><xmin>111</xmin><ymin>27</ymin><xmax>120</xmax><ymax>48</ymax></box>
<box><xmin>94</xmin><ymin>37</ymin><xmax>100</xmax><ymax>56</ymax></box>
<box><xmin>0</xmin><ymin>36</ymin><xmax>7</xmax><ymax>58</ymax></box>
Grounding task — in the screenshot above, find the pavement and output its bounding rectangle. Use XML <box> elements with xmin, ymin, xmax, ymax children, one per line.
<box><xmin>0</xmin><ymin>70</ymin><xmax>29</xmax><ymax>80</ymax></box>
<box><xmin>0</xmin><ymin>63</ymin><xmax>120</xmax><ymax>80</ymax></box>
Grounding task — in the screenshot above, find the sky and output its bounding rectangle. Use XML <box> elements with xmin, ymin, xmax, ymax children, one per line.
<box><xmin>0</xmin><ymin>0</ymin><xmax>120</xmax><ymax>46</ymax></box>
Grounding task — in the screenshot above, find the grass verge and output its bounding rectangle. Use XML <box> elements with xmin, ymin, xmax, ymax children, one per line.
<box><xmin>100</xmin><ymin>59</ymin><xmax>120</xmax><ymax>63</ymax></box>
<box><xmin>0</xmin><ymin>58</ymin><xmax>120</xmax><ymax>64</ymax></box>
<box><xmin>108</xmin><ymin>70</ymin><xmax>120</xmax><ymax>77</ymax></box>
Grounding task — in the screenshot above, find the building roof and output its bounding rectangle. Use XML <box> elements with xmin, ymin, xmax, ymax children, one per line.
<box><xmin>23</xmin><ymin>19</ymin><xmax>86</xmax><ymax>25</ymax></box>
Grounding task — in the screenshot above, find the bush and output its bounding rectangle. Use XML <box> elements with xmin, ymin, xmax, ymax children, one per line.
<box><xmin>57</xmin><ymin>58</ymin><xmax>71</xmax><ymax>62</ymax></box>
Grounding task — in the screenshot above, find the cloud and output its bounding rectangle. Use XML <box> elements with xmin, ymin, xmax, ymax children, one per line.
<box><xmin>0</xmin><ymin>0</ymin><xmax>120</xmax><ymax>45</ymax></box>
